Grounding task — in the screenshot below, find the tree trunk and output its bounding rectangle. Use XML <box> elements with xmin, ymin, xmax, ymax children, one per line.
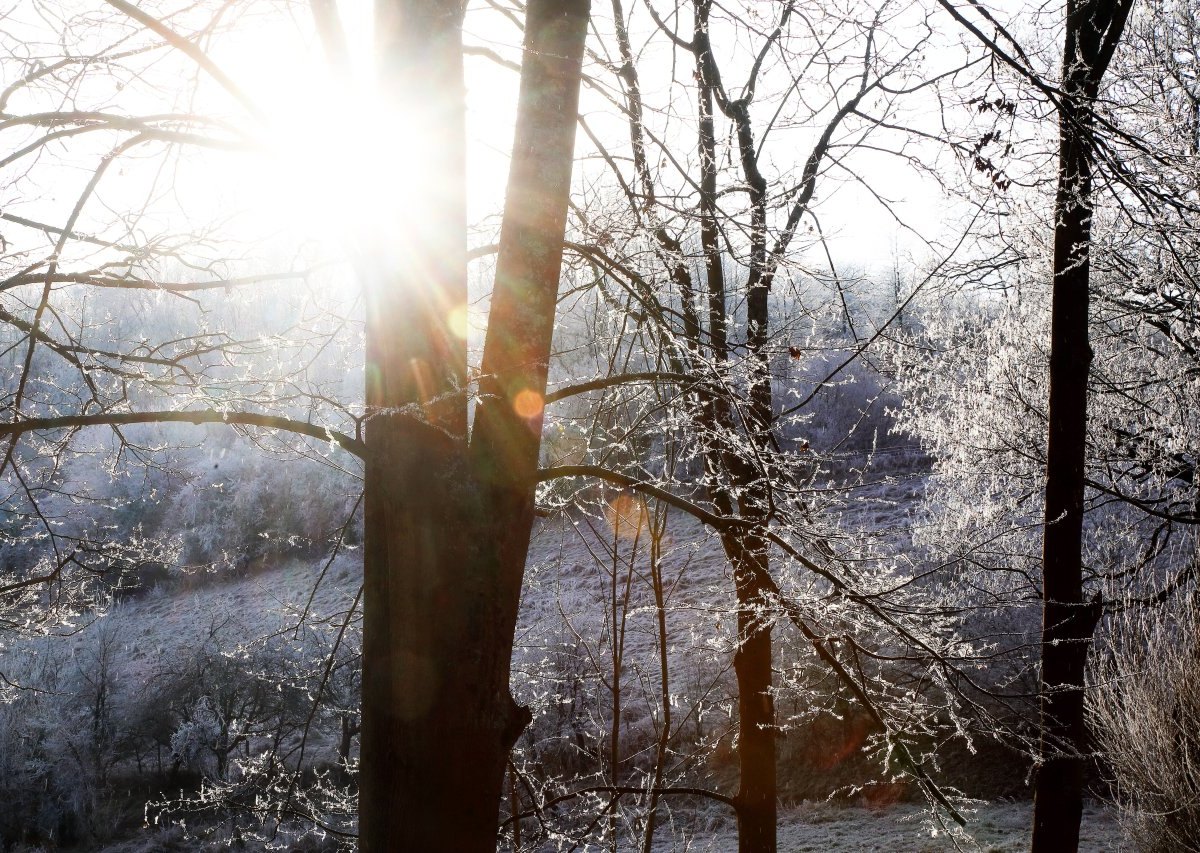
<box><xmin>727</xmin><ymin>531</ymin><xmax>777</xmax><ymax>853</ymax></box>
<box><xmin>338</xmin><ymin>714</ymin><xmax>357</xmax><ymax>785</ymax></box>
<box><xmin>359</xmin><ymin>1</ymin><xmax>589</xmax><ymax>850</ymax></box>
<box><xmin>728</xmin><ymin>102</ymin><xmax>778</xmax><ymax>853</ymax></box>
<box><xmin>693</xmin><ymin>8</ymin><xmax>776</xmax><ymax>845</ymax></box>
<box><xmin>1031</xmin><ymin>1</ymin><xmax>1131</xmax><ymax>850</ymax></box>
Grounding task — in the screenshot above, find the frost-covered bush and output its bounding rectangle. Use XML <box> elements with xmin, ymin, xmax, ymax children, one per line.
<box><xmin>147</xmin><ymin>620</ymin><xmax>311</xmax><ymax>782</ymax></box>
<box><xmin>0</xmin><ymin>639</ymin><xmax>79</xmax><ymax>847</ymax></box>
<box><xmin>142</xmin><ymin>604</ymin><xmax>360</xmax><ymax>847</ymax></box>
<box><xmin>892</xmin><ymin>261</ymin><xmax>1199</xmax><ymax>683</ymax></box>
<box><xmin>169</xmin><ymin>445</ymin><xmax>360</xmax><ymax>574</ymax></box>
<box><xmin>784</xmin><ymin>350</ymin><xmax>905</xmax><ymax>457</ymax></box>
<box><xmin>1092</xmin><ymin>600</ymin><xmax>1200</xmax><ymax>852</ymax></box>
<box><xmin>1</xmin><ymin>576</ymin><xmax>361</xmax><ymax>850</ymax></box>
<box><xmin>0</xmin><ymin>617</ymin><xmax>133</xmax><ymax>848</ymax></box>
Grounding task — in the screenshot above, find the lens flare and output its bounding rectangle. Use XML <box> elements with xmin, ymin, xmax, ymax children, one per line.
<box><xmin>512</xmin><ymin>388</ymin><xmax>543</xmax><ymax>419</ymax></box>
<box><xmin>605</xmin><ymin>492</ymin><xmax>649</xmax><ymax>540</ymax></box>
<box><xmin>447</xmin><ymin>304</ymin><xmax>469</xmax><ymax>339</ymax></box>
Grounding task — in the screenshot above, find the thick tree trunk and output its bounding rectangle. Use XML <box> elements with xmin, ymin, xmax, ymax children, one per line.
<box><xmin>362</xmin><ymin>421</ymin><xmax>515</xmax><ymax>851</ymax></box>
<box><xmin>359</xmin><ymin>1</ymin><xmax>589</xmax><ymax>850</ymax></box>
<box><xmin>1031</xmin><ymin>2</ymin><xmax>1130</xmax><ymax>850</ymax></box>
<box><xmin>361</xmin><ymin>1</ymin><xmax>471</xmax><ymax>845</ymax></box>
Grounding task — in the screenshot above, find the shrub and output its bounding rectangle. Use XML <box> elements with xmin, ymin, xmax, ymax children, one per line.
<box><xmin>1091</xmin><ymin>598</ymin><xmax>1200</xmax><ymax>852</ymax></box>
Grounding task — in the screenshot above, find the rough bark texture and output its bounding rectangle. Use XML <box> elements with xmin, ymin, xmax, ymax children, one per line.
<box><xmin>1031</xmin><ymin>1</ymin><xmax>1131</xmax><ymax>850</ymax></box>
<box><xmin>359</xmin><ymin>1</ymin><xmax>589</xmax><ymax>849</ymax></box>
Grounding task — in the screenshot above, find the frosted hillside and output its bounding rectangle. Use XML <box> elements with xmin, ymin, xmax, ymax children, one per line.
<box><xmin>1</xmin><ymin>459</ymin><xmax>1127</xmax><ymax>851</ymax></box>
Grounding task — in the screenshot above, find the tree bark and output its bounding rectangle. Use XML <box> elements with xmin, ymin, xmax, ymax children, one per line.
<box><xmin>692</xmin><ymin>7</ymin><xmax>777</xmax><ymax>846</ymax></box>
<box><xmin>727</xmin><ymin>530</ymin><xmax>777</xmax><ymax>853</ymax></box>
<box><xmin>1031</xmin><ymin>1</ymin><xmax>1131</xmax><ymax>850</ymax></box>
<box><xmin>359</xmin><ymin>1</ymin><xmax>589</xmax><ymax>850</ymax></box>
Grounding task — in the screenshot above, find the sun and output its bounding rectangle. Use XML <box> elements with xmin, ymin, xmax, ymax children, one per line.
<box><xmin>261</xmin><ymin>92</ymin><xmax>423</xmax><ymax>246</ymax></box>
<box><xmin>191</xmin><ymin>1</ymin><xmax>518</xmax><ymax>301</ymax></box>
<box><xmin>197</xmin><ymin>5</ymin><xmax>433</xmax><ymax>259</ymax></box>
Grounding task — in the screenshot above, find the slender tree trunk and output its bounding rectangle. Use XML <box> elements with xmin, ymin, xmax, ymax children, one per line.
<box><xmin>510</xmin><ymin>764</ymin><xmax>523</xmax><ymax>849</ymax></box>
<box><xmin>609</xmin><ymin>17</ymin><xmax>775</xmax><ymax>848</ymax></box>
<box><xmin>727</xmin><ymin>97</ymin><xmax>779</xmax><ymax>853</ymax></box>
<box><xmin>726</xmin><ymin>530</ymin><xmax>777</xmax><ymax>853</ymax></box>
<box><xmin>642</xmin><ymin>506</ymin><xmax>672</xmax><ymax>853</ymax></box>
<box><xmin>695</xmin><ymin>32</ymin><xmax>727</xmax><ymax>367</ymax></box>
<box><xmin>692</xmin><ymin>10</ymin><xmax>777</xmax><ymax>849</ymax></box>
<box><xmin>606</xmin><ymin>517</ymin><xmax>640</xmax><ymax>852</ymax></box>
<box><xmin>338</xmin><ymin>715</ymin><xmax>357</xmax><ymax>785</ymax></box>
<box><xmin>359</xmin><ymin>1</ymin><xmax>589</xmax><ymax>850</ymax></box>
<box><xmin>610</xmin><ymin>6</ymin><xmax>799</xmax><ymax>848</ymax></box>
<box><xmin>1031</xmin><ymin>2</ymin><xmax>1131</xmax><ymax>850</ymax></box>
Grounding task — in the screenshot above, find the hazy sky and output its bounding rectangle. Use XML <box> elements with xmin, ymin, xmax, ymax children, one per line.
<box><xmin>0</xmin><ymin>0</ymin><xmax>1024</xmax><ymax>293</ymax></box>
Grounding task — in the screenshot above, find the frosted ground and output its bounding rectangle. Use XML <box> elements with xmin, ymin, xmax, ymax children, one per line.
<box><xmin>92</xmin><ymin>803</ymin><xmax>1119</xmax><ymax>853</ymax></box>
<box><xmin>647</xmin><ymin>801</ymin><xmax>1120</xmax><ymax>851</ymax></box>
<box><xmin>67</xmin><ymin>464</ymin><xmax>1126</xmax><ymax>851</ymax></box>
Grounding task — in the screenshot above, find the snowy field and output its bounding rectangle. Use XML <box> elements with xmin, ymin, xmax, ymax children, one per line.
<box><xmin>87</xmin><ymin>800</ymin><xmax>1121</xmax><ymax>852</ymax></box>
<box><xmin>9</xmin><ymin>458</ymin><xmax>1129</xmax><ymax>851</ymax></box>
<box><xmin>647</xmin><ymin>801</ymin><xmax>1121</xmax><ymax>852</ymax></box>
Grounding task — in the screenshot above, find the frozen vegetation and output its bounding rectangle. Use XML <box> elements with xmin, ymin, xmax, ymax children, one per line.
<box><xmin>0</xmin><ymin>496</ymin><xmax>1128</xmax><ymax>850</ymax></box>
<box><xmin>0</xmin><ymin>417</ymin><xmax>1123</xmax><ymax>850</ymax></box>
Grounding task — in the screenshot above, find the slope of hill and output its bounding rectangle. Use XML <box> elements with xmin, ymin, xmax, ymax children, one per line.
<box><xmin>1</xmin><ymin>458</ymin><xmax>1126</xmax><ymax>851</ymax></box>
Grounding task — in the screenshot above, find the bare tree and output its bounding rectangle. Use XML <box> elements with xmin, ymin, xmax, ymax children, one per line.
<box><xmin>1033</xmin><ymin>4</ymin><xmax>1133</xmax><ymax>848</ymax></box>
<box><xmin>576</xmin><ymin>3</ymin><xmax>972</xmax><ymax>849</ymax></box>
<box><xmin>2</xmin><ymin>0</ymin><xmax>590</xmax><ymax>848</ymax></box>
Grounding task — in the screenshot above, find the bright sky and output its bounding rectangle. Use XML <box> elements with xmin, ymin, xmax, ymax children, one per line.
<box><xmin>0</xmin><ymin>0</ymin><xmax>1002</xmax><ymax>296</ymax></box>
<box><xmin>205</xmin><ymin>0</ymin><xmax>971</xmax><ymax>275</ymax></box>
<box><xmin>165</xmin><ymin>2</ymin><xmax>521</xmax><ymax>259</ymax></box>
